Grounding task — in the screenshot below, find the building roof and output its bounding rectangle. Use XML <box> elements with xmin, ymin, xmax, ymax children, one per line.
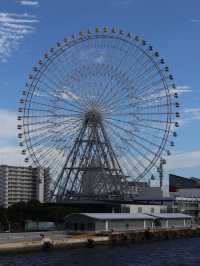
<box><xmin>146</xmin><ymin>213</ymin><xmax>192</xmax><ymax>219</ymax></box>
<box><xmin>66</xmin><ymin>212</ymin><xmax>192</xmax><ymax>221</ymax></box>
<box><xmin>173</xmin><ymin>188</ymin><xmax>200</xmax><ymax>198</ymax></box>
<box><xmin>67</xmin><ymin>213</ymin><xmax>155</xmax><ymax>220</ymax></box>
<box><xmin>133</xmin><ymin>187</ymin><xmax>174</xmax><ymax>202</ymax></box>
<box><xmin>169</xmin><ymin>174</ymin><xmax>200</xmax><ymax>190</ymax></box>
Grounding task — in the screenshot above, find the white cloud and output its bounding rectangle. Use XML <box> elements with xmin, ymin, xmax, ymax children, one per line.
<box><xmin>166</xmin><ymin>150</ymin><xmax>200</xmax><ymax>170</ymax></box>
<box><xmin>56</xmin><ymin>87</ymin><xmax>80</xmax><ymax>101</ymax></box>
<box><xmin>0</xmin><ymin>110</ymin><xmax>17</xmax><ymax>139</ymax></box>
<box><xmin>184</xmin><ymin>108</ymin><xmax>200</xmax><ymax>120</ymax></box>
<box><xmin>174</xmin><ymin>85</ymin><xmax>192</xmax><ymax>94</ymax></box>
<box><xmin>0</xmin><ymin>12</ymin><xmax>38</xmax><ymax>62</ymax></box>
<box><xmin>0</xmin><ymin>146</ymin><xmax>25</xmax><ymax>166</ymax></box>
<box><xmin>191</xmin><ymin>19</ymin><xmax>200</xmax><ymax>23</ymax></box>
<box><xmin>18</xmin><ymin>0</ymin><xmax>39</xmax><ymax>7</ymax></box>
<box><xmin>0</xmin><ymin>109</ymin><xmax>25</xmax><ymax>166</ymax></box>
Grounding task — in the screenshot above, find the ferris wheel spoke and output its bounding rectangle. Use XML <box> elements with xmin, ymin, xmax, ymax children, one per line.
<box><xmin>30</xmin><ymin>132</ymin><xmax>76</xmax><ymax>158</ymax></box>
<box><xmin>133</xmin><ymin>103</ymin><xmax>172</xmax><ymax>110</ymax></box>
<box><xmin>23</xmin><ymin>119</ymin><xmax>81</xmax><ymax>135</ymax></box>
<box><xmin>34</xmin><ymin>80</ymin><xmax>85</xmax><ymax>112</ymax></box>
<box><xmin>96</xmin><ymin>45</ymin><xmax>134</xmax><ymax>105</ymax></box>
<box><xmin>35</xmin><ymin>147</ymin><xmax>62</xmax><ymax>167</ymax></box>
<box><xmin>107</xmin><ymin>128</ymin><xmax>145</xmax><ymax>176</ymax></box>
<box><xmin>134</xmin><ymin>77</ymin><xmax>165</xmax><ymax>97</ymax></box>
<box><xmin>109</xmin><ymin>116</ymin><xmax>172</xmax><ymax>125</ymax></box>
<box><xmin>24</xmin><ymin>99</ymin><xmax>84</xmax><ymax>115</ymax></box>
<box><xmin>102</xmin><ymin>92</ymin><xmax>130</xmax><ymax>111</ymax></box>
<box><xmin>132</xmin><ymin>62</ymin><xmax>159</xmax><ymax>88</ymax></box>
<box><xmin>130</xmin><ymin>95</ymin><xmax>168</xmax><ymax>106</ymax></box>
<box><xmin>22</xmin><ymin>108</ymin><xmax>81</xmax><ymax>117</ymax></box>
<box><xmin>110</xmin><ymin>50</ymin><xmax>150</xmax><ymax>95</ymax></box>
<box><xmin>132</xmin><ymin>59</ymin><xmax>156</xmax><ymax>82</ymax></box>
<box><xmin>107</xmin><ymin>111</ymin><xmax>173</xmax><ymax>117</ymax></box>
<box><xmin>22</xmin><ymin>114</ymin><xmax>81</xmax><ymax>119</ymax></box>
<box><xmin>109</xmin><ymin>125</ymin><xmax>153</xmax><ymax>168</ymax></box>
<box><xmin>35</xmin><ymin>66</ymin><xmax>66</xmax><ymax>93</ymax></box>
<box><xmin>106</xmin><ymin>119</ymin><xmax>163</xmax><ymax>149</ymax></box>
<box><xmin>107</xmin><ymin>117</ymin><xmax>171</xmax><ymax>133</ymax></box>
<box><xmin>28</xmin><ymin>128</ymin><xmax>77</xmax><ymax>150</ymax></box>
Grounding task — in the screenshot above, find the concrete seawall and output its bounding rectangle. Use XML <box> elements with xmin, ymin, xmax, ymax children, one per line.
<box><xmin>0</xmin><ymin>228</ymin><xmax>200</xmax><ymax>255</ymax></box>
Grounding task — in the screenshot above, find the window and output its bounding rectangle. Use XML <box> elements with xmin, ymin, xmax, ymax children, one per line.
<box><xmin>150</xmin><ymin>208</ymin><xmax>155</xmax><ymax>214</ymax></box>
<box><xmin>138</xmin><ymin>207</ymin><xmax>142</xmax><ymax>213</ymax></box>
<box><xmin>122</xmin><ymin>207</ymin><xmax>130</xmax><ymax>213</ymax></box>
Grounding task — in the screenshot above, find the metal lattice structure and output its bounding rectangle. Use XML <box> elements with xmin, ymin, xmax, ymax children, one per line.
<box><xmin>18</xmin><ymin>27</ymin><xmax>180</xmax><ymax>201</ymax></box>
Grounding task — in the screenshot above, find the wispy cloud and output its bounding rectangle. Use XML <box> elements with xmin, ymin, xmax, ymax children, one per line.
<box><xmin>184</xmin><ymin>108</ymin><xmax>200</xmax><ymax>120</ymax></box>
<box><xmin>0</xmin><ymin>146</ymin><xmax>25</xmax><ymax>166</ymax></box>
<box><xmin>167</xmin><ymin>150</ymin><xmax>200</xmax><ymax>170</ymax></box>
<box><xmin>0</xmin><ymin>110</ymin><xmax>18</xmax><ymax>140</ymax></box>
<box><xmin>174</xmin><ymin>85</ymin><xmax>192</xmax><ymax>94</ymax></box>
<box><xmin>0</xmin><ymin>12</ymin><xmax>38</xmax><ymax>62</ymax></box>
<box><xmin>17</xmin><ymin>0</ymin><xmax>39</xmax><ymax>7</ymax></box>
<box><xmin>191</xmin><ymin>19</ymin><xmax>200</xmax><ymax>23</ymax></box>
<box><xmin>0</xmin><ymin>109</ymin><xmax>25</xmax><ymax>166</ymax></box>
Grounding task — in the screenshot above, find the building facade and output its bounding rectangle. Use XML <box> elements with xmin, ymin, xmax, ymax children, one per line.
<box><xmin>169</xmin><ymin>174</ymin><xmax>200</xmax><ymax>222</ymax></box>
<box><xmin>121</xmin><ymin>204</ymin><xmax>162</xmax><ymax>214</ymax></box>
<box><xmin>65</xmin><ymin>213</ymin><xmax>192</xmax><ymax>232</ymax></box>
<box><xmin>0</xmin><ymin>165</ymin><xmax>51</xmax><ymax>208</ymax></box>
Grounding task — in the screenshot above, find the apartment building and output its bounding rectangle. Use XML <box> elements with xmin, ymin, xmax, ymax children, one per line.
<box><xmin>0</xmin><ymin>165</ymin><xmax>51</xmax><ymax>208</ymax></box>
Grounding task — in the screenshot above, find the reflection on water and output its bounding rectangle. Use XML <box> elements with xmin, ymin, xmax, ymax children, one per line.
<box><xmin>1</xmin><ymin>238</ymin><xmax>200</xmax><ymax>266</ymax></box>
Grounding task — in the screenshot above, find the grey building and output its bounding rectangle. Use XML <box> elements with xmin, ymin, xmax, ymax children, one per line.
<box><xmin>169</xmin><ymin>174</ymin><xmax>200</xmax><ymax>222</ymax></box>
<box><xmin>0</xmin><ymin>165</ymin><xmax>51</xmax><ymax>208</ymax></box>
<box><xmin>65</xmin><ymin>213</ymin><xmax>154</xmax><ymax>232</ymax></box>
<box><xmin>148</xmin><ymin>213</ymin><xmax>192</xmax><ymax>228</ymax></box>
<box><xmin>65</xmin><ymin>213</ymin><xmax>192</xmax><ymax>232</ymax></box>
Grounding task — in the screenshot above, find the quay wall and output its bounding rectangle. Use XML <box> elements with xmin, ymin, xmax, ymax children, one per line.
<box><xmin>1</xmin><ymin>228</ymin><xmax>200</xmax><ymax>254</ymax></box>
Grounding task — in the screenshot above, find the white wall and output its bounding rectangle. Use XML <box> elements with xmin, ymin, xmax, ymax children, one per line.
<box><xmin>122</xmin><ymin>204</ymin><xmax>161</xmax><ymax>214</ymax></box>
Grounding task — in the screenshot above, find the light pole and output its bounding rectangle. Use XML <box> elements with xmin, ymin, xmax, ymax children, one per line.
<box><xmin>157</xmin><ymin>158</ymin><xmax>166</xmax><ymax>189</ymax></box>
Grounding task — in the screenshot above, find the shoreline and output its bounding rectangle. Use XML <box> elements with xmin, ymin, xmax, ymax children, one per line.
<box><xmin>0</xmin><ymin>227</ymin><xmax>200</xmax><ymax>255</ymax></box>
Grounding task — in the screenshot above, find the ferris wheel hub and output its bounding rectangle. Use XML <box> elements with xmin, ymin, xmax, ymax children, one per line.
<box><xmin>84</xmin><ymin>108</ymin><xmax>102</xmax><ymax>126</ymax></box>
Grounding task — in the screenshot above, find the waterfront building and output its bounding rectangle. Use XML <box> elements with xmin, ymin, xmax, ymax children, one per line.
<box><xmin>148</xmin><ymin>213</ymin><xmax>192</xmax><ymax>228</ymax></box>
<box><xmin>169</xmin><ymin>174</ymin><xmax>200</xmax><ymax>222</ymax></box>
<box><xmin>169</xmin><ymin>174</ymin><xmax>200</xmax><ymax>192</ymax></box>
<box><xmin>65</xmin><ymin>213</ymin><xmax>154</xmax><ymax>231</ymax></box>
<box><xmin>0</xmin><ymin>165</ymin><xmax>51</xmax><ymax>208</ymax></box>
<box><xmin>121</xmin><ymin>203</ymin><xmax>162</xmax><ymax>214</ymax></box>
<box><xmin>65</xmin><ymin>212</ymin><xmax>192</xmax><ymax>232</ymax></box>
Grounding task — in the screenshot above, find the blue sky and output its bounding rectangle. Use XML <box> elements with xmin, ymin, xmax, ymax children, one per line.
<box><xmin>0</xmin><ymin>0</ymin><xmax>200</xmax><ymax>181</ymax></box>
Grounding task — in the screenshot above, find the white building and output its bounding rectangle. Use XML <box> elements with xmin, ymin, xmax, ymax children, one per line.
<box><xmin>0</xmin><ymin>165</ymin><xmax>51</xmax><ymax>208</ymax></box>
<box><xmin>65</xmin><ymin>213</ymin><xmax>192</xmax><ymax>232</ymax></box>
<box><xmin>121</xmin><ymin>204</ymin><xmax>162</xmax><ymax>214</ymax></box>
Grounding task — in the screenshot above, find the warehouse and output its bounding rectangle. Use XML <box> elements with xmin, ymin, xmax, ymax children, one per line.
<box><xmin>65</xmin><ymin>213</ymin><xmax>155</xmax><ymax>232</ymax></box>
<box><xmin>65</xmin><ymin>212</ymin><xmax>192</xmax><ymax>232</ymax></box>
<box><xmin>149</xmin><ymin>213</ymin><xmax>192</xmax><ymax>228</ymax></box>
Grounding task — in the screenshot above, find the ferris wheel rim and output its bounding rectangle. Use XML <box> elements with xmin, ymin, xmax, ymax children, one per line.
<box><xmin>18</xmin><ymin>27</ymin><xmax>180</xmax><ymax>184</ymax></box>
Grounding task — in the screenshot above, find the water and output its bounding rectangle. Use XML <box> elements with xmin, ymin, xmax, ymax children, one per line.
<box><xmin>1</xmin><ymin>238</ymin><xmax>200</xmax><ymax>266</ymax></box>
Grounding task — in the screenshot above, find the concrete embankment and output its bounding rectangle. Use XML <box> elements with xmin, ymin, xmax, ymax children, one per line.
<box><xmin>1</xmin><ymin>228</ymin><xmax>200</xmax><ymax>254</ymax></box>
<box><xmin>0</xmin><ymin>236</ymin><xmax>109</xmax><ymax>254</ymax></box>
<box><xmin>109</xmin><ymin>227</ymin><xmax>200</xmax><ymax>245</ymax></box>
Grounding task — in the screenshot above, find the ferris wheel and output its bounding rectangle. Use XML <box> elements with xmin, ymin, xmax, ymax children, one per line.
<box><xmin>18</xmin><ymin>27</ymin><xmax>180</xmax><ymax>201</ymax></box>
